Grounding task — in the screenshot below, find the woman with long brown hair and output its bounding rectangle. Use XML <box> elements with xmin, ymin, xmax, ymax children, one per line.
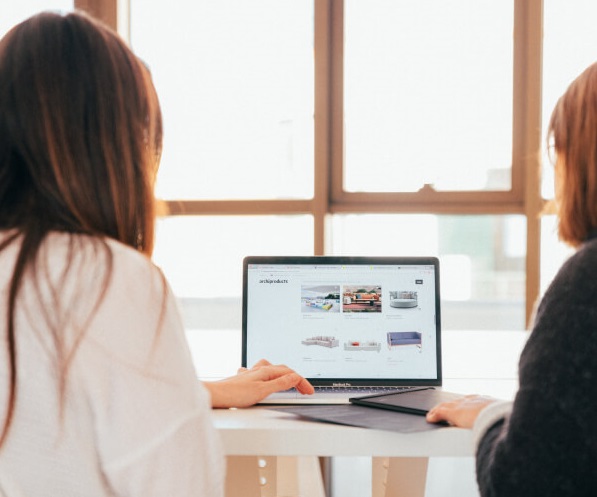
<box><xmin>427</xmin><ymin>62</ymin><xmax>597</xmax><ymax>496</ymax></box>
<box><xmin>0</xmin><ymin>11</ymin><xmax>311</xmax><ymax>496</ymax></box>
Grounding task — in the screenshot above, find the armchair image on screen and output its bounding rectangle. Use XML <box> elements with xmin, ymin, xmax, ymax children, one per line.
<box><xmin>389</xmin><ymin>291</ymin><xmax>418</xmax><ymax>308</ymax></box>
<box><xmin>387</xmin><ymin>331</ymin><xmax>422</xmax><ymax>351</ymax></box>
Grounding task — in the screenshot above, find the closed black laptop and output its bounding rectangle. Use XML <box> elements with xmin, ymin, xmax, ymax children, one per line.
<box><xmin>350</xmin><ymin>388</ymin><xmax>463</xmax><ymax>416</ymax></box>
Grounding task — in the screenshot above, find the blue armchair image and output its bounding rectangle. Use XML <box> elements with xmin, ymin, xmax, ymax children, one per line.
<box><xmin>387</xmin><ymin>331</ymin><xmax>422</xmax><ymax>350</ymax></box>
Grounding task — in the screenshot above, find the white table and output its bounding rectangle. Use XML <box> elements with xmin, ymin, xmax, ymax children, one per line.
<box><xmin>213</xmin><ymin>407</ymin><xmax>472</xmax><ymax>497</ymax></box>
<box><xmin>213</xmin><ymin>406</ymin><xmax>473</xmax><ymax>458</ymax></box>
<box><xmin>194</xmin><ymin>329</ymin><xmax>529</xmax><ymax>497</ymax></box>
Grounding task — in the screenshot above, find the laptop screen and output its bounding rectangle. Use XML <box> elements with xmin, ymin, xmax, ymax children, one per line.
<box><xmin>242</xmin><ymin>256</ymin><xmax>441</xmax><ymax>387</ymax></box>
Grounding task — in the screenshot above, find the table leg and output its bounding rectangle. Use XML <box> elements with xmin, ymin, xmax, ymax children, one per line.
<box><xmin>225</xmin><ymin>456</ymin><xmax>261</xmax><ymax>497</ymax></box>
<box><xmin>319</xmin><ymin>457</ymin><xmax>332</xmax><ymax>496</ymax></box>
<box><xmin>225</xmin><ymin>456</ymin><xmax>326</xmax><ymax>497</ymax></box>
<box><xmin>372</xmin><ymin>457</ymin><xmax>387</xmax><ymax>497</ymax></box>
<box><xmin>373</xmin><ymin>457</ymin><xmax>429</xmax><ymax>497</ymax></box>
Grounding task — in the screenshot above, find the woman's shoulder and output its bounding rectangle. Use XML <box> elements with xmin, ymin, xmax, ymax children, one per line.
<box><xmin>545</xmin><ymin>237</ymin><xmax>597</xmax><ymax>292</ymax></box>
<box><xmin>528</xmin><ymin>237</ymin><xmax>597</xmax><ymax>352</ymax></box>
<box><xmin>38</xmin><ymin>232</ymin><xmax>172</xmax><ymax>337</ymax></box>
<box><xmin>46</xmin><ymin>231</ymin><xmax>155</xmax><ymax>267</ymax></box>
<box><xmin>103</xmin><ymin>235</ymin><xmax>164</xmax><ymax>286</ymax></box>
<box><xmin>40</xmin><ymin>231</ymin><xmax>162</xmax><ymax>288</ymax></box>
<box><xmin>53</xmin><ymin>234</ymin><xmax>185</xmax><ymax>372</ymax></box>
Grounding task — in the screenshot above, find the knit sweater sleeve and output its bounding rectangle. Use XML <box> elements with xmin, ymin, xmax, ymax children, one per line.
<box><xmin>474</xmin><ymin>239</ymin><xmax>597</xmax><ymax>497</ymax></box>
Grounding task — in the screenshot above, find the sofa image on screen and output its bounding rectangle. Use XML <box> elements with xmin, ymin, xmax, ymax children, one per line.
<box><xmin>387</xmin><ymin>331</ymin><xmax>422</xmax><ymax>350</ymax></box>
<box><xmin>301</xmin><ymin>336</ymin><xmax>339</xmax><ymax>348</ymax></box>
<box><xmin>343</xmin><ymin>340</ymin><xmax>381</xmax><ymax>352</ymax></box>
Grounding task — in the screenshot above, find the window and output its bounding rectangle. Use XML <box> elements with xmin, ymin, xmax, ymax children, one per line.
<box><xmin>343</xmin><ymin>0</ymin><xmax>513</xmax><ymax>193</ymax></box>
<box><xmin>73</xmin><ymin>0</ymin><xmax>581</xmax><ymax>333</ymax></box>
<box><xmin>125</xmin><ymin>0</ymin><xmax>535</xmax><ymax>331</ymax></box>
<box><xmin>131</xmin><ymin>0</ymin><xmax>314</xmax><ymax>201</ymax></box>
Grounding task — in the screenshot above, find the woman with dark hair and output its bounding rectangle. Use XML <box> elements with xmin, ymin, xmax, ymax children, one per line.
<box><xmin>427</xmin><ymin>62</ymin><xmax>597</xmax><ymax>496</ymax></box>
<box><xmin>0</xmin><ymin>11</ymin><xmax>312</xmax><ymax>496</ymax></box>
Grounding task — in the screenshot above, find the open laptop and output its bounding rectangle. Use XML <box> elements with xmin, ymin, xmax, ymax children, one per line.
<box><xmin>242</xmin><ymin>256</ymin><xmax>442</xmax><ymax>404</ymax></box>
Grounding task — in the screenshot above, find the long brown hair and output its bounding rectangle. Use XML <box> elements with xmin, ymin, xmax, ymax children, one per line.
<box><xmin>548</xmin><ymin>62</ymin><xmax>597</xmax><ymax>247</ymax></box>
<box><xmin>0</xmin><ymin>11</ymin><xmax>163</xmax><ymax>446</ymax></box>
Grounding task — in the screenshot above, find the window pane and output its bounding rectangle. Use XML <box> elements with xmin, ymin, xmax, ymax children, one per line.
<box><xmin>1</xmin><ymin>1</ymin><xmax>73</xmax><ymax>37</ymax></box>
<box><xmin>343</xmin><ymin>0</ymin><xmax>513</xmax><ymax>193</ymax></box>
<box><xmin>541</xmin><ymin>0</ymin><xmax>597</xmax><ymax>200</ymax></box>
<box><xmin>330</xmin><ymin>214</ymin><xmax>525</xmax><ymax>330</ymax></box>
<box><xmin>153</xmin><ymin>214</ymin><xmax>313</xmax><ymax>326</ymax></box>
<box><xmin>130</xmin><ymin>0</ymin><xmax>314</xmax><ymax>200</ymax></box>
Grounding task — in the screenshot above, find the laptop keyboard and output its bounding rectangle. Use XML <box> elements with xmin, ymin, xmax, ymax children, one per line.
<box><xmin>313</xmin><ymin>386</ymin><xmax>417</xmax><ymax>394</ymax></box>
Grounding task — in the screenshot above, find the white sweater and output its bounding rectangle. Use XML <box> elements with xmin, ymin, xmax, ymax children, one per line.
<box><xmin>0</xmin><ymin>232</ymin><xmax>224</xmax><ymax>496</ymax></box>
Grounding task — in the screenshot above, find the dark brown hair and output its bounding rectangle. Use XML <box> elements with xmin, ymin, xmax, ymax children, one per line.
<box><xmin>0</xmin><ymin>11</ymin><xmax>163</xmax><ymax>446</ymax></box>
<box><xmin>548</xmin><ymin>62</ymin><xmax>597</xmax><ymax>247</ymax></box>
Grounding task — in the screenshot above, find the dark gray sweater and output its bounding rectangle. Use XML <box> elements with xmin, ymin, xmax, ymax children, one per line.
<box><xmin>476</xmin><ymin>235</ymin><xmax>597</xmax><ymax>496</ymax></box>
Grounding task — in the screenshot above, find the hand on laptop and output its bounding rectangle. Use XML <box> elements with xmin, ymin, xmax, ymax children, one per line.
<box><xmin>425</xmin><ymin>394</ymin><xmax>498</xmax><ymax>428</ymax></box>
<box><xmin>204</xmin><ymin>359</ymin><xmax>314</xmax><ymax>409</ymax></box>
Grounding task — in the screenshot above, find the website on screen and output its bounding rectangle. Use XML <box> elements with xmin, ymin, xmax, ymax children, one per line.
<box><xmin>246</xmin><ymin>263</ymin><xmax>439</xmax><ymax>379</ymax></box>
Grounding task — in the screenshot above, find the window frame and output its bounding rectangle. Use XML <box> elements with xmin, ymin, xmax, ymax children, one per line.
<box><xmin>78</xmin><ymin>0</ymin><xmax>544</xmax><ymax>326</ymax></box>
